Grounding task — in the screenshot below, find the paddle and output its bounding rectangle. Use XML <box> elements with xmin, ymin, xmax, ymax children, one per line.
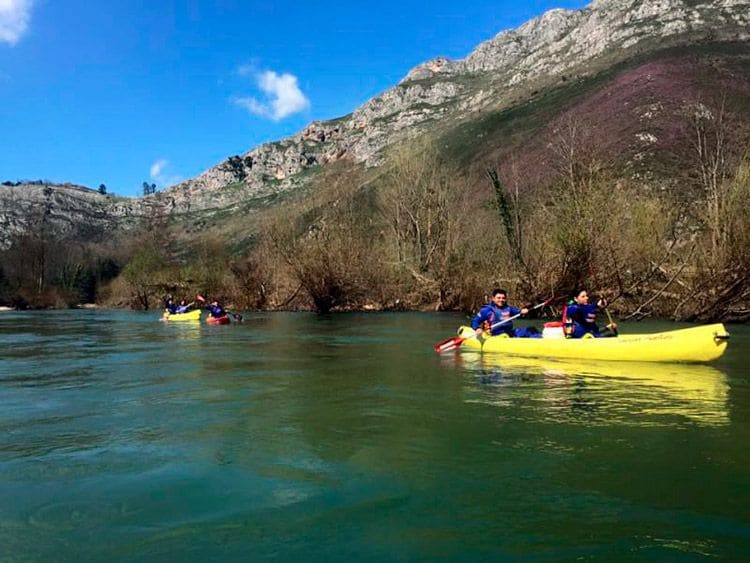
<box><xmin>175</xmin><ymin>300</ymin><xmax>196</xmax><ymax>314</ymax></box>
<box><xmin>196</xmin><ymin>294</ymin><xmax>243</xmax><ymax>322</ymax></box>
<box><xmin>602</xmin><ymin>302</ymin><xmax>618</xmax><ymax>337</ymax></box>
<box><xmin>434</xmin><ymin>297</ymin><xmax>553</xmax><ymax>353</ymax></box>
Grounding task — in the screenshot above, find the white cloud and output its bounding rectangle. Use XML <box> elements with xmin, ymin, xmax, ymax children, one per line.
<box><xmin>150</xmin><ymin>159</ymin><xmax>168</xmax><ymax>179</ymax></box>
<box><xmin>0</xmin><ymin>0</ymin><xmax>33</xmax><ymax>46</ymax></box>
<box><xmin>234</xmin><ymin>70</ymin><xmax>310</xmax><ymax>121</ymax></box>
<box><xmin>149</xmin><ymin>159</ymin><xmax>182</xmax><ymax>188</ymax></box>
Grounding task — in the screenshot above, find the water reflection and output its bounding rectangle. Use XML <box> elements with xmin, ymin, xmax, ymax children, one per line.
<box><xmin>457</xmin><ymin>354</ymin><xmax>729</xmax><ymax>426</ymax></box>
<box><xmin>159</xmin><ymin>320</ymin><xmax>202</xmax><ymax>335</ymax></box>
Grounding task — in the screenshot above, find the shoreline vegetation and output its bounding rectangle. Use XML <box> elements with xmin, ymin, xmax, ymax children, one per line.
<box><xmin>1</xmin><ymin>108</ymin><xmax>748</xmax><ymax>323</ymax></box>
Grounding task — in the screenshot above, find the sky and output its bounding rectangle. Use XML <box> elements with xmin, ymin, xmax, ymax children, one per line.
<box><xmin>0</xmin><ymin>0</ymin><xmax>589</xmax><ymax>196</ymax></box>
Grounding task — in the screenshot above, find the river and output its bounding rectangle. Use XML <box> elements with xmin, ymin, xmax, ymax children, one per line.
<box><xmin>0</xmin><ymin>310</ymin><xmax>748</xmax><ymax>560</ymax></box>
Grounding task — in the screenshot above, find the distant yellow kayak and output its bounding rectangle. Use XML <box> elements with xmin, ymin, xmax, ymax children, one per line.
<box><xmin>456</xmin><ymin>323</ymin><xmax>729</xmax><ymax>363</ymax></box>
<box><xmin>161</xmin><ymin>309</ymin><xmax>201</xmax><ymax>322</ymax></box>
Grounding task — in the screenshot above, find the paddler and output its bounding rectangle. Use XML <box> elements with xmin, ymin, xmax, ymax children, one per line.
<box><xmin>471</xmin><ymin>288</ymin><xmax>539</xmax><ymax>338</ymax></box>
<box><xmin>175</xmin><ymin>299</ymin><xmax>192</xmax><ymax>314</ymax></box>
<box><xmin>164</xmin><ymin>296</ymin><xmax>178</xmax><ymax>315</ymax></box>
<box><xmin>564</xmin><ymin>289</ymin><xmax>617</xmax><ymax>338</ymax></box>
<box><xmin>197</xmin><ymin>295</ymin><xmax>226</xmax><ymax>319</ymax></box>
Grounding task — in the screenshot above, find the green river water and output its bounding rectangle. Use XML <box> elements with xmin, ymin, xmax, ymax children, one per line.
<box><xmin>0</xmin><ymin>310</ymin><xmax>748</xmax><ymax>561</ymax></box>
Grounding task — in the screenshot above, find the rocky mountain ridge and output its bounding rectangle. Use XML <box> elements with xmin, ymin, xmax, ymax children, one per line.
<box><xmin>0</xmin><ymin>182</ymin><xmax>158</xmax><ymax>250</ymax></box>
<box><xmin>162</xmin><ymin>0</ymin><xmax>749</xmax><ymax>213</ymax></box>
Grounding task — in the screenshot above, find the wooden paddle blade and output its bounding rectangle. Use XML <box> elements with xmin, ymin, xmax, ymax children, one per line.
<box><xmin>434</xmin><ymin>336</ymin><xmax>464</xmax><ymax>353</ymax></box>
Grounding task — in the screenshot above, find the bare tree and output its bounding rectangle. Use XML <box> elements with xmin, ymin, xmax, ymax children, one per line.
<box><xmin>378</xmin><ymin>141</ymin><xmax>475</xmax><ymax>308</ymax></box>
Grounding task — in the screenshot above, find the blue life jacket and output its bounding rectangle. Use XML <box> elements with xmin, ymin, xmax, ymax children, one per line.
<box><xmin>565</xmin><ymin>302</ymin><xmax>601</xmax><ymax>338</ymax></box>
<box><xmin>471</xmin><ymin>303</ymin><xmax>521</xmax><ymax>336</ymax></box>
<box><xmin>207</xmin><ymin>304</ymin><xmax>226</xmax><ymax>318</ymax></box>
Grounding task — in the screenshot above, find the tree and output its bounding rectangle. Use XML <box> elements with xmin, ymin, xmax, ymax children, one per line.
<box><xmin>121</xmin><ymin>242</ymin><xmax>165</xmax><ymax>310</ymax></box>
<box><xmin>96</xmin><ymin>257</ymin><xmax>121</xmax><ymax>282</ymax></box>
<box><xmin>29</xmin><ymin>187</ymin><xmax>55</xmax><ymax>293</ymax></box>
<box><xmin>0</xmin><ymin>264</ymin><xmax>8</xmax><ymax>303</ymax></box>
<box><xmin>677</xmin><ymin>101</ymin><xmax>750</xmax><ymax>320</ymax></box>
<box><xmin>98</xmin><ymin>183</ymin><xmax>107</xmax><ymax>195</ymax></box>
<box><xmin>142</xmin><ymin>182</ymin><xmax>157</xmax><ymax>196</ymax></box>
<box><xmin>378</xmin><ymin>141</ymin><xmax>475</xmax><ymax>309</ymax></box>
<box><xmin>487</xmin><ymin>168</ymin><xmax>524</xmax><ymax>271</ymax></box>
<box><xmin>263</xmin><ymin>165</ymin><xmax>385</xmax><ymax>313</ymax></box>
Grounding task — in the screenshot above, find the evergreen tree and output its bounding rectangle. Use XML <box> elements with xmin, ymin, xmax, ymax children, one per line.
<box><xmin>142</xmin><ymin>182</ymin><xmax>157</xmax><ymax>196</ymax></box>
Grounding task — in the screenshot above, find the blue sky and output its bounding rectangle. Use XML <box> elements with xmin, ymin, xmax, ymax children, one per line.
<box><xmin>1</xmin><ymin>0</ymin><xmax>588</xmax><ymax>196</ymax></box>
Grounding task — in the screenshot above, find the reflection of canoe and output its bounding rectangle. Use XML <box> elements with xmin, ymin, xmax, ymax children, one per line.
<box><xmin>475</xmin><ymin>355</ymin><xmax>728</xmax><ymax>395</ymax></box>
<box><xmin>462</xmin><ymin>355</ymin><xmax>729</xmax><ymax>425</ymax></box>
<box><xmin>457</xmin><ymin>323</ymin><xmax>729</xmax><ymax>363</ymax></box>
<box><xmin>207</xmin><ymin>315</ymin><xmax>230</xmax><ymax>325</ymax></box>
<box><xmin>161</xmin><ymin>309</ymin><xmax>201</xmax><ymax>322</ymax></box>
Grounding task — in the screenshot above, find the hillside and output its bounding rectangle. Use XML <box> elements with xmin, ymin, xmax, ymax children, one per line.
<box><xmin>444</xmin><ymin>41</ymin><xmax>750</xmax><ymax>187</ymax></box>
<box><xmin>1</xmin><ymin>0</ymin><xmax>749</xmax><ymax>317</ymax></box>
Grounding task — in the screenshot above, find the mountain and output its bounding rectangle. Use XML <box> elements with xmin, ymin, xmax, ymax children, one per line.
<box><xmin>2</xmin><ymin>0</ymin><xmax>749</xmax><ymax>249</ymax></box>
<box><xmin>160</xmin><ymin>0</ymin><xmax>750</xmax><ymax>211</ymax></box>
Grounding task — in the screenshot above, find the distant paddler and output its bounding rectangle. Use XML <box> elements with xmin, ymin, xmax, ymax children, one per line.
<box><xmin>175</xmin><ymin>299</ymin><xmax>195</xmax><ymax>313</ymax></box>
<box><xmin>196</xmin><ymin>294</ymin><xmax>243</xmax><ymax>323</ymax></box>
<box><xmin>161</xmin><ymin>295</ymin><xmax>200</xmax><ymax>321</ymax></box>
<box><xmin>164</xmin><ymin>296</ymin><xmax>178</xmax><ymax>315</ymax></box>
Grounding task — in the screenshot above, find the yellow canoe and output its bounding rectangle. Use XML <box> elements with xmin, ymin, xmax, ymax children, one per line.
<box><xmin>161</xmin><ymin>309</ymin><xmax>201</xmax><ymax>322</ymax></box>
<box><xmin>457</xmin><ymin>323</ymin><xmax>729</xmax><ymax>363</ymax></box>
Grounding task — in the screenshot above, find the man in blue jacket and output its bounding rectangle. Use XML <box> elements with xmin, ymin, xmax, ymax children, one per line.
<box><xmin>195</xmin><ymin>294</ymin><xmax>226</xmax><ymax>319</ymax></box>
<box><xmin>206</xmin><ymin>299</ymin><xmax>226</xmax><ymax>319</ymax></box>
<box><xmin>471</xmin><ymin>288</ymin><xmax>532</xmax><ymax>337</ymax></box>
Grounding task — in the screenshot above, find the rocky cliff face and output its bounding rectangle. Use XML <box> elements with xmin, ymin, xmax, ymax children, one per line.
<box><xmin>163</xmin><ymin>0</ymin><xmax>749</xmax><ymax>212</ymax></box>
<box><xmin>0</xmin><ymin>183</ymin><xmax>162</xmax><ymax>250</ymax></box>
<box><xmin>2</xmin><ymin>0</ymin><xmax>749</xmax><ymax>245</ymax></box>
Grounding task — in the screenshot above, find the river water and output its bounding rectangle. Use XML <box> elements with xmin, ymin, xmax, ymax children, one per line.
<box><xmin>0</xmin><ymin>310</ymin><xmax>748</xmax><ymax>560</ymax></box>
